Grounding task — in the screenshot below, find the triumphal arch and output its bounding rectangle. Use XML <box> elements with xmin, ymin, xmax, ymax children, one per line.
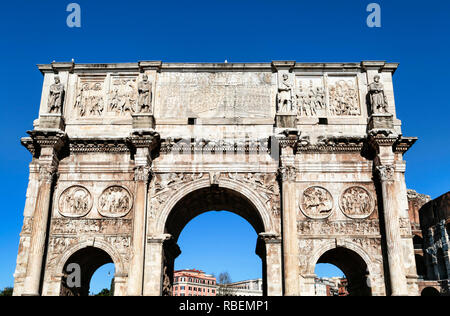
<box><xmin>13</xmin><ymin>60</ymin><xmax>420</xmax><ymax>296</ymax></box>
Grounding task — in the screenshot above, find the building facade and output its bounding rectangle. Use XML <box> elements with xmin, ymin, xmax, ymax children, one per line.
<box><xmin>227</xmin><ymin>279</ymin><xmax>263</xmax><ymax>296</ymax></box>
<box><xmin>172</xmin><ymin>269</ymin><xmax>216</xmax><ymax>296</ymax></box>
<box><xmin>13</xmin><ymin>60</ymin><xmax>420</xmax><ymax>296</ymax></box>
<box><xmin>408</xmin><ymin>191</ymin><xmax>450</xmax><ymax>295</ymax></box>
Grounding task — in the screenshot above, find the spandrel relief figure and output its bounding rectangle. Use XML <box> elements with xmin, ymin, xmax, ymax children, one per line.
<box><xmin>138</xmin><ymin>74</ymin><xmax>152</xmax><ymax>113</ymax></box>
<box><xmin>277</xmin><ymin>73</ymin><xmax>295</xmax><ymax>113</ymax></box>
<box><xmin>48</xmin><ymin>76</ymin><xmax>65</xmax><ymax>114</ymax></box>
<box><xmin>368</xmin><ymin>75</ymin><xmax>388</xmax><ymax>114</ymax></box>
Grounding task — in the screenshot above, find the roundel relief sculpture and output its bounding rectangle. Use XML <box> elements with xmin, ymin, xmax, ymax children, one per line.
<box><xmin>58</xmin><ymin>186</ymin><xmax>92</xmax><ymax>218</ymax></box>
<box><xmin>300</xmin><ymin>186</ymin><xmax>333</xmax><ymax>219</ymax></box>
<box><xmin>340</xmin><ymin>186</ymin><xmax>374</xmax><ymax>218</ymax></box>
<box><xmin>98</xmin><ymin>186</ymin><xmax>132</xmax><ymax>218</ymax></box>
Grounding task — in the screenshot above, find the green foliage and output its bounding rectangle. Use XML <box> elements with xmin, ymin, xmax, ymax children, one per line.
<box><xmin>0</xmin><ymin>287</ymin><xmax>13</xmax><ymax>296</ymax></box>
<box><xmin>94</xmin><ymin>288</ymin><xmax>112</xmax><ymax>296</ymax></box>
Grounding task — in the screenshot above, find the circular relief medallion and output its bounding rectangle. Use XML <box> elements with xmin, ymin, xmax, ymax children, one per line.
<box><xmin>98</xmin><ymin>186</ymin><xmax>133</xmax><ymax>218</ymax></box>
<box><xmin>58</xmin><ymin>185</ymin><xmax>92</xmax><ymax>218</ymax></box>
<box><xmin>300</xmin><ymin>186</ymin><xmax>333</xmax><ymax>219</ymax></box>
<box><xmin>340</xmin><ymin>186</ymin><xmax>374</xmax><ymax>219</ymax></box>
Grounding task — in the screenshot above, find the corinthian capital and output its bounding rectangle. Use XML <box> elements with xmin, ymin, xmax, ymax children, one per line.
<box><xmin>38</xmin><ymin>164</ymin><xmax>58</xmax><ymax>184</ymax></box>
<box><xmin>376</xmin><ymin>165</ymin><xmax>395</xmax><ymax>182</ymax></box>
<box><xmin>134</xmin><ymin>165</ymin><xmax>151</xmax><ymax>182</ymax></box>
<box><xmin>279</xmin><ymin>166</ymin><xmax>296</xmax><ymax>182</ymax></box>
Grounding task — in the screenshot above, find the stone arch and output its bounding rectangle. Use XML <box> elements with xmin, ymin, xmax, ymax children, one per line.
<box><xmin>151</xmin><ymin>175</ymin><xmax>281</xmax><ymax>296</ymax></box>
<box><xmin>55</xmin><ymin>239</ymin><xmax>126</xmax><ymax>296</ymax></box>
<box><xmin>308</xmin><ymin>240</ymin><xmax>376</xmax><ymax>296</ymax></box>
<box><xmin>421</xmin><ymin>287</ymin><xmax>441</xmax><ymax>296</ymax></box>
<box><xmin>155</xmin><ymin>177</ymin><xmax>276</xmax><ymax>237</ymax></box>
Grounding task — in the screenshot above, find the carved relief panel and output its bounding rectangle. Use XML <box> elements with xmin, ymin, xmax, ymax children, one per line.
<box><xmin>327</xmin><ymin>76</ymin><xmax>360</xmax><ymax>116</ymax></box>
<box><xmin>58</xmin><ymin>185</ymin><xmax>93</xmax><ymax>218</ymax></box>
<box><xmin>292</xmin><ymin>75</ymin><xmax>361</xmax><ymax>118</ymax></box>
<box><xmin>340</xmin><ymin>186</ymin><xmax>374</xmax><ymax>219</ymax></box>
<box><xmin>295</xmin><ymin>77</ymin><xmax>326</xmax><ymax>117</ymax></box>
<box><xmin>299</xmin><ymin>186</ymin><xmax>334</xmax><ymax>219</ymax></box>
<box><xmin>98</xmin><ymin>186</ymin><xmax>133</xmax><ymax>218</ymax></box>
<box><xmin>108</xmin><ymin>77</ymin><xmax>138</xmax><ymax>115</ymax></box>
<box><xmin>156</xmin><ymin>72</ymin><xmax>274</xmax><ymax>118</ymax></box>
<box><xmin>74</xmin><ymin>77</ymin><xmax>106</xmax><ymax>117</ymax></box>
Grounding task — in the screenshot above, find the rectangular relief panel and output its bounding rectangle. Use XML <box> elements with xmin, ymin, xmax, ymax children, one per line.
<box><xmin>155</xmin><ymin>72</ymin><xmax>275</xmax><ymax>119</ymax></box>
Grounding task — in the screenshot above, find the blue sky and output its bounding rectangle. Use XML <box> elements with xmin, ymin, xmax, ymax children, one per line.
<box><xmin>0</xmin><ymin>0</ymin><xmax>449</xmax><ymax>292</ymax></box>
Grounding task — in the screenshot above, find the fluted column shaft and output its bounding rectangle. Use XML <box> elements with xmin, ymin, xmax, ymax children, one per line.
<box><xmin>23</xmin><ymin>164</ymin><xmax>57</xmax><ymax>296</ymax></box>
<box><xmin>127</xmin><ymin>165</ymin><xmax>150</xmax><ymax>296</ymax></box>
<box><xmin>280</xmin><ymin>162</ymin><xmax>300</xmax><ymax>295</ymax></box>
<box><xmin>377</xmin><ymin>164</ymin><xmax>408</xmax><ymax>295</ymax></box>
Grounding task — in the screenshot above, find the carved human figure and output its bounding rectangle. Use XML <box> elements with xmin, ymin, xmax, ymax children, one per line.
<box><xmin>48</xmin><ymin>76</ymin><xmax>64</xmax><ymax>114</ymax></box>
<box><xmin>138</xmin><ymin>74</ymin><xmax>152</xmax><ymax>113</ymax></box>
<box><xmin>277</xmin><ymin>73</ymin><xmax>294</xmax><ymax>113</ymax></box>
<box><xmin>368</xmin><ymin>75</ymin><xmax>388</xmax><ymax>114</ymax></box>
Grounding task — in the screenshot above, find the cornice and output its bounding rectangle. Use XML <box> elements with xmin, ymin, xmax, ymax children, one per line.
<box><xmin>69</xmin><ymin>138</ymin><xmax>131</xmax><ymax>153</ymax></box>
<box><xmin>35</xmin><ymin>60</ymin><xmax>397</xmax><ymax>75</ymax></box>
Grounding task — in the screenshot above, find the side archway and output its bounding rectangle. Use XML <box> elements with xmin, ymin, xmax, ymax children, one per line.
<box><xmin>308</xmin><ymin>241</ymin><xmax>375</xmax><ymax>296</ymax></box>
<box><xmin>56</xmin><ymin>240</ymin><xmax>126</xmax><ymax>296</ymax></box>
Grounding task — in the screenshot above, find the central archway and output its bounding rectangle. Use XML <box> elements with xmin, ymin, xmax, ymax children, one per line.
<box><xmin>159</xmin><ymin>185</ymin><xmax>277</xmax><ymax>296</ymax></box>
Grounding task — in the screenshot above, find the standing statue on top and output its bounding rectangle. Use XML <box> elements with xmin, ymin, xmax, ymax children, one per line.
<box><xmin>48</xmin><ymin>76</ymin><xmax>65</xmax><ymax>114</ymax></box>
<box><xmin>137</xmin><ymin>74</ymin><xmax>152</xmax><ymax>113</ymax></box>
<box><xmin>368</xmin><ymin>75</ymin><xmax>388</xmax><ymax>114</ymax></box>
<box><xmin>277</xmin><ymin>73</ymin><xmax>295</xmax><ymax>113</ymax></box>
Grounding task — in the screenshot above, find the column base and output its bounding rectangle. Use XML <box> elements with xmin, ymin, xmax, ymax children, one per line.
<box><xmin>36</xmin><ymin>114</ymin><xmax>65</xmax><ymax>131</ymax></box>
<box><xmin>132</xmin><ymin>113</ymin><xmax>155</xmax><ymax>130</ymax></box>
<box><xmin>368</xmin><ymin>113</ymin><xmax>394</xmax><ymax>130</ymax></box>
<box><xmin>276</xmin><ymin>114</ymin><xmax>297</xmax><ymax>128</ymax></box>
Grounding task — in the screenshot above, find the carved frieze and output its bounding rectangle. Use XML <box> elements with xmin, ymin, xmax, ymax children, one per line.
<box><xmin>340</xmin><ymin>186</ymin><xmax>374</xmax><ymax>219</ymax></box>
<box><xmin>109</xmin><ymin>78</ymin><xmax>137</xmax><ymax>115</ymax></box>
<box><xmin>298</xmin><ymin>220</ymin><xmax>380</xmax><ymax>236</ymax></box>
<box><xmin>51</xmin><ymin>218</ymin><xmax>133</xmax><ymax>234</ymax></box>
<box><xmin>295</xmin><ymin>78</ymin><xmax>325</xmax><ymax>117</ymax></box>
<box><xmin>58</xmin><ymin>185</ymin><xmax>93</xmax><ymax>218</ymax></box>
<box><xmin>157</xmin><ymin>72</ymin><xmax>272</xmax><ymax>118</ymax></box>
<box><xmin>74</xmin><ymin>80</ymin><xmax>104</xmax><ymax>117</ymax></box>
<box><xmin>328</xmin><ymin>78</ymin><xmax>360</xmax><ymax>116</ymax></box>
<box><xmin>98</xmin><ymin>186</ymin><xmax>133</xmax><ymax>218</ymax></box>
<box><xmin>299</xmin><ymin>186</ymin><xmax>333</xmax><ymax>219</ymax></box>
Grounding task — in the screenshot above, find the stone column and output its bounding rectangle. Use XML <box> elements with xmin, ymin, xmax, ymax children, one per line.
<box><xmin>259</xmin><ymin>233</ymin><xmax>283</xmax><ymax>296</ymax></box>
<box><xmin>143</xmin><ymin>235</ymin><xmax>170</xmax><ymax>296</ymax></box>
<box><xmin>23</xmin><ymin>164</ymin><xmax>56</xmax><ymax>296</ymax></box>
<box><xmin>127</xmin><ymin>128</ymin><xmax>159</xmax><ymax>295</ymax></box>
<box><xmin>22</xmin><ymin>131</ymin><xmax>66</xmax><ymax>296</ymax></box>
<box><xmin>279</xmin><ymin>140</ymin><xmax>300</xmax><ymax>296</ymax></box>
<box><xmin>376</xmin><ymin>163</ymin><xmax>408</xmax><ymax>295</ymax></box>
<box><xmin>127</xmin><ymin>165</ymin><xmax>150</xmax><ymax>296</ymax></box>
